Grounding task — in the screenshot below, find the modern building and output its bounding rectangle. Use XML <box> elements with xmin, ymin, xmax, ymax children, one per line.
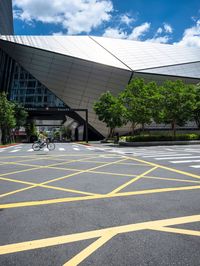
<box><xmin>0</xmin><ymin>0</ymin><xmax>14</xmax><ymax>35</ymax></box>
<box><xmin>0</xmin><ymin>1</ymin><xmax>200</xmax><ymax>139</ymax></box>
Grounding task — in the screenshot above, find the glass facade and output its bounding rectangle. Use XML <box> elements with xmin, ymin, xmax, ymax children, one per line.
<box><xmin>10</xmin><ymin>63</ymin><xmax>66</xmax><ymax>108</ymax></box>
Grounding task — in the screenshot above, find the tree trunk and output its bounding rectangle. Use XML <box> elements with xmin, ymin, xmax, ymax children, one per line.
<box><xmin>0</xmin><ymin>128</ymin><xmax>2</xmax><ymax>144</ymax></box>
<box><xmin>131</xmin><ymin>123</ymin><xmax>135</xmax><ymax>135</ymax></box>
<box><xmin>171</xmin><ymin>121</ymin><xmax>176</xmax><ymax>138</ymax></box>
<box><xmin>142</xmin><ymin>123</ymin><xmax>145</xmax><ymax>135</ymax></box>
<box><xmin>1</xmin><ymin>127</ymin><xmax>7</xmax><ymax>144</ymax></box>
<box><xmin>108</xmin><ymin>127</ymin><xmax>114</xmax><ymax>139</ymax></box>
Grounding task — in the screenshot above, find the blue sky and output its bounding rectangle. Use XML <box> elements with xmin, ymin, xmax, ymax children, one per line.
<box><xmin>13</xmin><ymin>0</ymin><xmax>200</xmax><ymax>47</ymax></box>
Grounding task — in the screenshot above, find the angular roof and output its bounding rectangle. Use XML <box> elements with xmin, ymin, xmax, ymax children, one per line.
<box><xmin>136</xmin><ymin>62</ymin><xmax>200</xmax><ymax>79</ymax></box>
<box><xmin>91</xmin><ymin>36</ymin><xmax>200</xmax><ymax>71</ymax></box>
<box><xmin>1</xmin><ymin>35</ymin><xmax>200</xmax><ymax>78</ymax></box>
<box><xmin>0</xmin><ymin>35</ymin><xmax>129</xmax><ymax>70</ymax></box>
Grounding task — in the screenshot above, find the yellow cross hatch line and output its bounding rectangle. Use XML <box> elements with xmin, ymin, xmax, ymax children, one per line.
<box><xmin>0</xmin><ymin>157</ymin><xmax>128</xmax><ymax>199</ymax></box>
<box><xmin>124</xmin><ymin>155</ymin><xmax>200</xmax><ymax>180</ymax></box>
<box><xmin>108</xmin><ymin>166</ymin><xmax>158</xmax><ymax>194</ymax></box>
<box><xmin>0</xmin><ymin>214</ymin><xmax>199</xmax><ymax>262</ymax></box>
<box><xmin>0</xmin><ymin>185</ymin><xmax>200</xmax><ymax>209</ymax></box>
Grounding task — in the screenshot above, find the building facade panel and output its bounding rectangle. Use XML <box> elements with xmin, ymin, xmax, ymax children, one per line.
<box><xmin>136</xmin><ymin>61</ymin><xmax>200</xmax><ymax>79</ymax></box>
<box><xmin>0</xmin><ymin>39</ymin><xmax>131</xmax><ymax>136</ymax></box>
<box><xmin>0</xmin><ymin>35</ymin><xmax>128</xmax><ymax>70</ymax></box>
<box><xmin>0</xmin><ymin>0</ymin><xmax>14</xmax><ymax>35</ymax></box>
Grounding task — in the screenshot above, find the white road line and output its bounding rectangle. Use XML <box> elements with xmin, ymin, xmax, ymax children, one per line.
<box><xmin>73</xmin><ymin>148</ymin><xmax>80</xmax><ymax>151</ymax></box>
<box><xmin>156</xmin><ymin>156</ymin><xmax>200</xmax><ymax>160</ymax></box>
<box><xmin>143</xmin><ymin>153</ymin><xmax>190</xmax><ymax>158</ymax></box>
<box><xmin>59</xmin><ymin>148</ymin><xmax>65</xmax><ymax>151</ymax></box>
<box><xmin>27</xmin><ymin>149</ymin><xmax>33</xmax><ymax>152</ymax></box>
<box><xmin>10</xmin><ymin>149</ymin><xmax>21</xmax><ymax>153</ymax></box>
<box><xmin>170</xmin><ymin>159</ymin><xmax>200</xmax><ymax>164</ymax></box>
<box><xmin>190</xmin><ymin>165</ymin><xmax>200</xmax><ymax>168</ymax></box>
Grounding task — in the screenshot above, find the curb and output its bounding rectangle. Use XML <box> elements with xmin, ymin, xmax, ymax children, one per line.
<box><xmin>0</xmin><ymin>143</ymin><xmax>20</xmax><ymax>149</ymax></box>
<box><xmin>119</xmin><ymin>140</ymin><xmax>200</xmax><ymax>147</ymax></box>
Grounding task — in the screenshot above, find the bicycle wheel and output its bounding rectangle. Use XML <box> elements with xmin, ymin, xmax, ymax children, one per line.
<box><xmin>32</xmin><ymin>142</ymin><xmax>41</xmax><ymax>151</ymax></box>
<box><xmin>47</xmin><ymin>142</ymin><xmax>55</xmax><ymax>151</ymax></box>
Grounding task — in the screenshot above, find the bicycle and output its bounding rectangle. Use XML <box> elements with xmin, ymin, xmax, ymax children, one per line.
<box><xmin>32</xmin><ymin>140</ymin><xmax>55</xmax><ymax>151</ymax></box>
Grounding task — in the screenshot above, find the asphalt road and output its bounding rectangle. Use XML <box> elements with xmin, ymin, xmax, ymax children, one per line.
<box><xmin>0</xmin><ymin>143</ymin><xmax>200</xmax><ymax>265</ymax></box>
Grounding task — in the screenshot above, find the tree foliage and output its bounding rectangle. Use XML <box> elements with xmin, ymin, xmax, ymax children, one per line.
<box><xmin>25</xmin><ymin>120</ymin><xmax>37</xmax><ymax>142</ymax></box>
<box><xmin>0</xmin><ymin>92</ymin><xmax>16</xmax><ymax>144</ymax></box>
<box><xmin>120</xmin><ymin>78</ymin><xmax>158</xmax><ymax>134</ymax></box>
<box><xmin>94</xmin><ymin>78</ymin><xmax>198</xmax><ymax>138</ymax></box>
<box><xmin>158</xmin><ymin>80</ymin><xmax>196</xmax><ymax>136</ymax></box>
<box><xmin>93</xmin><ymin>91</ymin><xmax>126</xmax><ymax>137</ymax></box>
<box><xmin>193</xmin><ymin>83</ymin><xmax>200</xmax><ymax>129</ymax></box>
<box><xmin>13</xmin><ymin>102</ymin><xmax>28</xmax><ymax>130</ymax></box>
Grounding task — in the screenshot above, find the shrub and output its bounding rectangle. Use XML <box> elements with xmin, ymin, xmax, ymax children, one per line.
<box><xmin>120</xmin><ymin>134</ymin><xmax>200</xmax><ymax>142</ymax></box>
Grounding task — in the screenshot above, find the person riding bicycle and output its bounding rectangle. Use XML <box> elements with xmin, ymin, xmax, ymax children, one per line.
<box><xmin>38</xmin><ymin>131</ymin><xmax>46</xmax><ymax>147</ymax></box>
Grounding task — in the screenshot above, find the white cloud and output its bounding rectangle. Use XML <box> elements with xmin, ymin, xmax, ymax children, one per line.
<box><xmin>103</xmin><ymin>27</ymin><xmax>127</xmax><ymax>39</ymax></box>
<box><xmin>103</xmin><ymin>22</ymin><xmax>150</xmax><ymax>41</ymax></box>
<box><xmin>52</xmin><ymin>31</ymin><xmax>65</xmax><ymax>36</ymax></box>
<box><xmin>163</xmin><ymin>23</ymin><xmax>173</xmax><ymax>33</ymax></box>
<box><xmin>146</xmin><ymin>36</ymin><xmax>170</xmax><ymax>44</ymax></box>
<box><xmin>175</xmin><ymin>20</ymin><xmax>200</xmax><ymax>48</ymax></box>
<box><xmin>13</xmin><ymin>0</ymin><xmax>113</xmax><ymax>34</ymax></box>
<box><xmin>120</xmin><ymin>14</ymin><xmax>134</xmax><ymax>25</ymax></box>
<box><xmin>156</xmin><ymin>27</ymin><xmax>163</xmax><ymax>34</ymax></box>
<box><xmin>128</xmin><ymin>22</ymin><xmax>151</xmax><ymax>40</ymax></box>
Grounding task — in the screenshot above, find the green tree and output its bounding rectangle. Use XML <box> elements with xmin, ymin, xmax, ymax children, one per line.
<box><xmin>193</xmin><ymin>83</ymin><xmax>200</xmax><ymax>129</ymax></box>
<box><xmin>25</xmin><ymin>120</ymin><xmax>37</xmax><ymax>142</ymax></box>
<box><xmin>120</xmin><ymin>78</ymin><xmax>157</xmax><ymax>135</ymax></box>
<box><xmin>60</xmin><ymin>125</ymin><xmax>72</xmax><ymax>140</ymax></box>
<box><xmin>158</xmin><ymin>80</ymin><xmax>196</xmax><ymax>137</ymax></box>
<box><xmin>0</xmin><ymin>92</ymin><xmax>16</xmax><ymax>144</ymax></box>
<box><xmin>13</xmin><ymin>102</ymin><xmax>28</xmax><ymax>141</ymax></box>
<box><xmin>94</xmin><ymin>91</ymin><xmax>126</xmax><ymax>138</ymax></box>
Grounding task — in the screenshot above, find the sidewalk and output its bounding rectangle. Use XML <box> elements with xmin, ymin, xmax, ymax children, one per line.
<box><xmin>0</xmin><ymin>143</ymin><xmax>20</xmax><ymax>148</ymax></box>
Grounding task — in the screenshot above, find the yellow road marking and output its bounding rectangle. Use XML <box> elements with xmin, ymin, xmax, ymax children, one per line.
<box><xmin>149</xmin><ymin>226</ymin><xmax>200</xmax><ymax>236</ymax></box>
<box><xmin>144</xmin><ymin>175</ymin><xmax>200</xmax><ymax>184</ymax></box>
<box><xmin>0</xmin><ymin>167</ymin><xmax>41</xmax><ymax>178</ymax></box>
<box><xmin>73</xmin><ymin>160</ymin><xmax>148</xmax><ymax>167</ymax></box>
<box><xmin>0</xmin><ymin>177</ymin><xmax>99</xmax><ymax>198</ymax></box>
<box><xmin>0</xmin><ymin>156</ymin><xmax>95</xmax><ymax>178</ymax></box>
<box><xmin>63</xmin><ymin>232</ymin><xmax>116</xmax><ymax>266</ymax></box>
<box><xmin>109</xmin><ymin>166</ymin><xmax>158</xmax><ymax>194</ymax></box>
<box><xmin>0</xmin><ymin>157</ymin><xmax>127</xmax><ymax>199</ymax></box>
<box><xmin>0</xmin><ymin>156</ymin><xmax>54</xmax><ymax>165</ymax></box>
<box><xmin>0</xmin><ymin>153</ymin><xmax>96</xmax><ymax>160</ymax></box>
<box><xmin>1</xmin><ymin>185</ymin><xmax>200</xmax><ymax>209</ymax></box>
<box><xmin>0</xmin><ymin>185</ymin><xmax>36</xmax><ymax>198</ymax></box>
<box><xmin>125</xmin><ymin>156</ymin><xmax>200</xmax><ymax>180</ymax></box>
<box><xmin>0</xmin><ymin>214</ymin><xmax>199</xmax><ymax>256</ymax></box>
<box><xmin>47</xmin><ymin>167</ymin><xmax>200</xmax><ymax>185</ymax></box>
